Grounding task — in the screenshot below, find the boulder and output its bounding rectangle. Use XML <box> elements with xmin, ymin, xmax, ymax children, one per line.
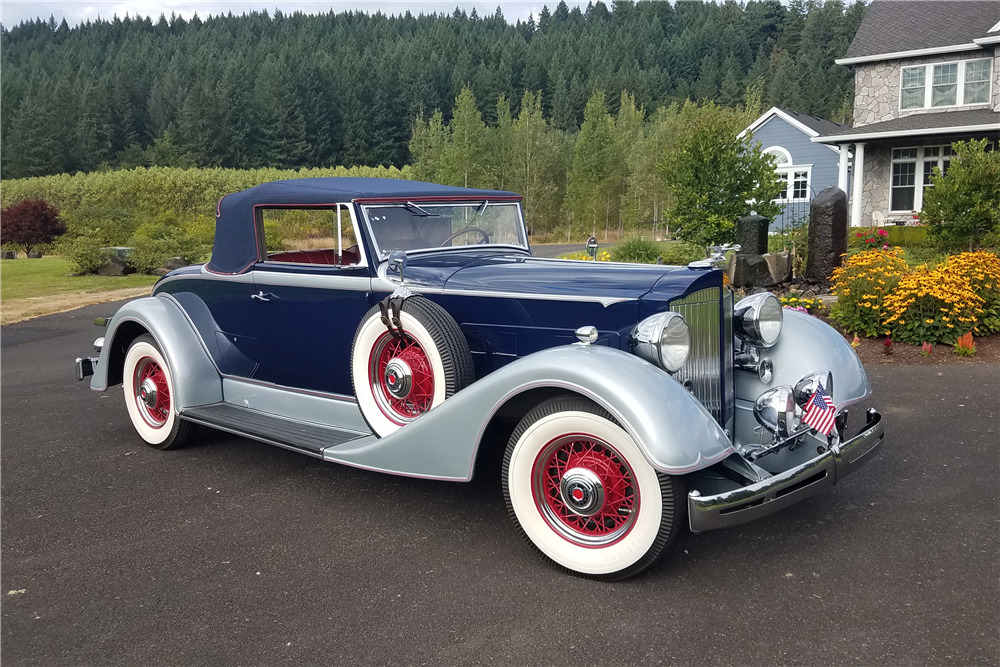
<box><xmin>162</xmin><ymin>256</ymin><xmax>188</xmax><ymax>271</ymax></box>
<box><xmin>27</xmin><ymin>251</ymin><xmax>43</xmax><ymax>258</ymax></box>
<box><xmin>97</xmin><ymin>256</ymin><xmax>133</xmax><ymax>277</ymax></box>
<box><xmin>1</xmin><ymin>250</ymin><xmax>16</xmax><ymax>260</ymax></box>
<box><xmin>727</xmin><ymin>252</ymin><xmax>792</xmax><ymax>288</ymax></box>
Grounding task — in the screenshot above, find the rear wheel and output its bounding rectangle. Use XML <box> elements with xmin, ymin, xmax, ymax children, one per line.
<box><xmin>123</xmin><ymin>334</ymin><xmax>195</xmax><ymax>450</ymax></box>
<box><xmin>502</xmin><ymin>396</ymin><xmax>685</xmax><ymax>580</ymax></box>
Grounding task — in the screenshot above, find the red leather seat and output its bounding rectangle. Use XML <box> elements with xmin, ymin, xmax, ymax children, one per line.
<box><xmin>268</xmin><ymin>245</ymin><xmax>360</xmax><ymax>266</ymax></box>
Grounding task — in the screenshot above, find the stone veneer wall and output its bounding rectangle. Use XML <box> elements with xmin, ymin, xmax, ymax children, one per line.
<box><xmin>853</xmin><ymin>47</ymin><xmax>998</xmax><ymax>126</ymax></box>
<box><xmin>860</xmin><ymin>145</ymin><xmax>891</xmax><ymax>226</ymax></box>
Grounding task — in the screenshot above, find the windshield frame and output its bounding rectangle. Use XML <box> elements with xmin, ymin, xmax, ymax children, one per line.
<box><xmin>358</xmin><ymin>199</ymin><xmax>530</xmax><ymax>261</ymax></box>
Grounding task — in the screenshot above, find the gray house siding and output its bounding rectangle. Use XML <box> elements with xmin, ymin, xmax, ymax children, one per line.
<box><xmin>751</xmin><ymin>115</ymin><xmax>846</xmax><ymax>231</ymax></box>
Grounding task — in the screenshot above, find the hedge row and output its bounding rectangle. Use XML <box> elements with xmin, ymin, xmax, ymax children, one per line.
<box><xmin>0</xmin><ymin>165</ymin><xmax>414</xmax><ymax>221</ymax></box>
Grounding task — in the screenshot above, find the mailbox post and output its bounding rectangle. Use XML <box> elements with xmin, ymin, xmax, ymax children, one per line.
<box><xmin>586</xmin><ymin>236</ymin><xmax>598</xmax><ymax>260</ymax></box>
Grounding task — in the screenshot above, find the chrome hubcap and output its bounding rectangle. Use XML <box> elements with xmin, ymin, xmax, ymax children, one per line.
<box><xmin>559</xmin><ymin>467</ymin><xmax>605</xmax><ymax>516</ymax></box>
<box><xmin>384</xmin><ymin>358</ymin><xmax>413</xmax><ymax>399</ymax></box>
<box><xmin>139</xmin><ymin>378</ymin><xmax>158</xmax><ymax>408</ymax></box>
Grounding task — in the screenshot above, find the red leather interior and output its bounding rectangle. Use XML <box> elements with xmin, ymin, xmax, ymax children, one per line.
<box><xmin>269</xmin><ymin>245</ymin><xmax>360</xmax><ymax>266</ymax></box>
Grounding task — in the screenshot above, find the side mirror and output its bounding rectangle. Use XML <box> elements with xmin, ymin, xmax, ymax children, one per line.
<box><xmin>387</xmin><ymin>249</ymin><xmax>408</xmax><ymax>283</ymax></box>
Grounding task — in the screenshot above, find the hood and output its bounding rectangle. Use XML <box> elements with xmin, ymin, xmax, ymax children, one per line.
<box><xmin>398</xmin><ymin>250</ymin><xmax>709</xmax><ymax>301</ymax></box>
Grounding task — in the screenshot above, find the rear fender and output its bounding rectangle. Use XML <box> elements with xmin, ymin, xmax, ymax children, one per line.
<box><xmin>91</xmin><ymin>295</ymin><xmax>222</xmax><ymax>411</ymax></box>
<box><xmin>322</xmin><ymin>344</ymin><xmax>734</xmax><ymax>481</ymax></box>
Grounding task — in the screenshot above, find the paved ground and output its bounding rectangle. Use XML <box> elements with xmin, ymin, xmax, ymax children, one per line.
<box><xmin>530</xmin><ymin>243</ymin><xmax>588</xmax><ymax>258</ymax></box>
<box><xmin>2</xmin><ymin>301</ymin><xmax>998</xmax><ymax>666</ymax></box>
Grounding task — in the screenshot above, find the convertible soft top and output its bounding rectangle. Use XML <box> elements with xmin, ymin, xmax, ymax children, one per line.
<box><xmin>209</xmin><ymin>178</ymin><xmax>520</xmax><ymax>274</ymax></box>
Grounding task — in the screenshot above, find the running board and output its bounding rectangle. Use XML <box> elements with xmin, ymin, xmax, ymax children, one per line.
<box><xmin>180</xmin><ymin>402</ymin><xmax>370</xmax><ymax>456</ymax></box>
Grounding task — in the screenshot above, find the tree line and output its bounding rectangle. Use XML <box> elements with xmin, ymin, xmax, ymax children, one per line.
<box><xmin>1</xmin><ymin>0</ymin><xmax>866</xmax><ymax>180</ymax></box>
<box><xmin>410</xmin><ymin>83</ymin><xmax>783</xmax><ymax>243</ymax></box>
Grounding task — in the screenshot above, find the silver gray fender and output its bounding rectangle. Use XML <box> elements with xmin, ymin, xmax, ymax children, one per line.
<box><xmin>733</xmin><ymin>309</ymin><xmax>870</xmax><ymax>444</ymax></box>
<box><xmin>90</xmin><ymin>295</ymin><xmax>223</xmax><ymax>411</ymax></box>
<box><xmin>323</xmin><ymin>344</ymin><xmax>734</xmax><ymax>481</ymax></box>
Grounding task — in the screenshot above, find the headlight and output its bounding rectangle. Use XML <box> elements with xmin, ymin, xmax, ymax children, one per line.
<box><xmin>754</xmin><ymin>385</ymin><xmax>800</xmax><ymax>437</ymax></box>
<box><xmin>630</xmin><ymin>312</ymin><xmax>690</xmax><ymax>373</ymax></box>
<box><xmin>734</xmin><ymin>292</ymin><xmax>783</xmax><ymax>348</ymax></box>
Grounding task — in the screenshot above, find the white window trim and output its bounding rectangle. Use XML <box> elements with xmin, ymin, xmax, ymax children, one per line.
<box><xmin>889</xmin><ymin>145</ymin><xmax>954</xmax><ymax>213</ymax></box>
<box><xmin>898</xmin><ymin>57</ymin><xmax>994</xmax><ymax>111</ymax></box>
<box><xmin>763</xmin><ymin>145</ymin><xmax>793</xmax><ymax>165</ymax></box>
<box><xmin>773</xmin><ymin>165</ymin><xmax>812</xmax><ymax>204</ymax></box>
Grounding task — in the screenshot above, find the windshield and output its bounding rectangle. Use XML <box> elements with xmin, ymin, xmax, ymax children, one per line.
<box><xmin>362</xmin><ymin>202</ymin><xmax>527</xmax><ymax>259</ymax></box>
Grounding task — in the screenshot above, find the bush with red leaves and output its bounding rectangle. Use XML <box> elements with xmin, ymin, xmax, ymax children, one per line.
<box><xmin>0</xmin><ymin>199</ymin><xmax>66</xmax><ymax>256</ymax></box>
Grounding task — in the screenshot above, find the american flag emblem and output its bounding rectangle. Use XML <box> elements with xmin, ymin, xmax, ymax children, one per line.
<box><xmin>803</xmin><ymin>385</ymin><xmax>837</xmax><ymax>436</ymax></box>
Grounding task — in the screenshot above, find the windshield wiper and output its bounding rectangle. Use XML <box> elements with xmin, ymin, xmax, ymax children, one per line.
<box><xmin>404</xmin><ymin>201</ymin><xmax>441</xmax><ymax>217</ymax></box>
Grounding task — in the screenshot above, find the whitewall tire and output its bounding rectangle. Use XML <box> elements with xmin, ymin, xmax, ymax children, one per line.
<box><xmin>502</xmin><ymin>396</ymin><xmax>685</xmax><ymax>580</ymax></box>
<box><xmin>123</xmin><ymin>334</ymin><xmax>195</xmax><ymax>450</ymax></box>
<box><xmin>351</xmin><ymin>297</ymin><xmax>474</xmax><ymax>438</ymax></box>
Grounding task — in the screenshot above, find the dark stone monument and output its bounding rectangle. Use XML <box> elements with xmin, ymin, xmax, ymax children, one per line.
<box><xmin>735</xmin><ymin>215</ymin><xmax>769</xmax><ymax>255</ymax></box>
<box><xmin>806</xmin><ymin>186</ymin><xmax>848</xmax><ymax>282</ymax></box>
<box><xmin>725</xmin><ymin>215</ymin><xmax>792</xmax><ymax>288</ymax></box>
<box><xmin>1</xmin><ymin>250</ymin><xmax>16</xmax><ymax>260</ymax></box>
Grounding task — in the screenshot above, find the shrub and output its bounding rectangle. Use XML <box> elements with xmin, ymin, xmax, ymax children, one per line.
<box><xmin>658</xmin><ymin>242</ymin><xmax>706</xmax><ymax>266</ymax></box>
<box><xmin>0</xmin><ymin>199</ymin><xmax>66</xmax><ymax>255</ymax></box>
<box><xmin>941</xmin><ymin>251</ymin><xmax>1000</xmax><ymax>334</ymax></box>
<box><xmin>881</xmin><ymin>264</ymin><xmax>983</xmax><ymax>344</ymax></box>
<box><xmin>921</xmin><ymin>139</ymin><xmax>1000</xmax><ymax>249</ymax></box>
<box><xmin>611</xmin><ymin>237</ymin><xmax>662</xmax><ymax>263</ymax></box>
<box><xmin>57</xmin><ymin>235</ymin><xmax>105</xmax><ymax>274</ymax></box>
<box><xmin>830</xmin><ymin>247</ymin><xmax>908</xmax><ymax>337</ymax></box>
<box><xmin>126</xmin><ymin>216</ymin><xmax>212</xmax><ymax>273</ymax></box>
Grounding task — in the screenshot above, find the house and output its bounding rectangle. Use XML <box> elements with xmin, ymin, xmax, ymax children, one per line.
<box><xmin>742</xmin><ymin>107</ymin><xmax>852</xmax><ymax>231</ymax></box>
<box><xmin>813</xmin><ymin>0</ymin><xmax>1000</xmax><ymax>227</ymax></box>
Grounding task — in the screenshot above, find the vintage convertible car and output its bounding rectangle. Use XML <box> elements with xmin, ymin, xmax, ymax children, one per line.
<box><xmin>75</xmin><ymin>177</ymin><xmax>885</xmax><ymax>580</ymax></box>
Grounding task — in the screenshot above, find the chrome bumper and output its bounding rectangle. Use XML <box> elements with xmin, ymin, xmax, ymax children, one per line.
<box><xmin>75</xmin><ymin>356</ymin><xmax>99</xmax><ymax>382</ymax></box>
<box><xmin>688</xmin><ymin>409</ymin><xmax>885</xmax><ymax>532</ymax></box>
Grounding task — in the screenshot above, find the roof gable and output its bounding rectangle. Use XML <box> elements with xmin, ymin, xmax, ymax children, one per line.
<box><xmin>743</xmin><ymin>107</ymin><xmax>850</xmax><ymax>138</ymax></box>
<box><xmin>840</xmin><ymin>1</ymin><xmax>998</xmax><ymax>64</ymax></box>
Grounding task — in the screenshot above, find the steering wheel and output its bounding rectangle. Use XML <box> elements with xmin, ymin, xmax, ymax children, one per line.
<box><xmin>439</xmin><ymin>226</ymin><xmax>490</xmax><ymax>247</ymax></box>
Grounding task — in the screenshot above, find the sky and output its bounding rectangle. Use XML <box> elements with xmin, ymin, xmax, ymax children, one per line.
<box><xmin>0</xmin><ymin>1</ymin><xmax>594</xmax><ymax>27</ymax></box>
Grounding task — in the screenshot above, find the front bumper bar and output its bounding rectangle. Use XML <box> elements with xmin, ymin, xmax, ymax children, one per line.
<box><xmin>688</xmin><ymin>409</ymin><xmax>885</xmax><ymax>532</ymax></box>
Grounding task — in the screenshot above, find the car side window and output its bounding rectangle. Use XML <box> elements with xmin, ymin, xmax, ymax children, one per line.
<box><xmin>261</xmin><ymin>205</ymin><xmax>362</xmax><ymax>266</ymax></box>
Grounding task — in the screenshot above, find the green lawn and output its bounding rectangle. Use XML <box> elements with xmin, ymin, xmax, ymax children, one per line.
<box><xmin>1</xmin><ymin>256</ymin><xmax>159</xmax><ymax>301</ymax></box>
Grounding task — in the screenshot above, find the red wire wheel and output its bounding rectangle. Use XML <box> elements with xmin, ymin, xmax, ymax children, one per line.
<box><xmin>531</xmin><ymin>435</ymin><xmax>638</xmax><ymax>547</ymax></box>
<box><xmin>368</xmin><ymin>332</ymin><xmax>436</xmax><ymax>425</ymax></box>
<box><xmin>133</xmin><ymin>356</ymin><xmax>171</xmax><ymax>429</ymax></box>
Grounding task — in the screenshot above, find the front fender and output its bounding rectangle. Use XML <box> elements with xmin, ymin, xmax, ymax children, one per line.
<box><xmin>322</xmin><ymin>344</ymin><xmax>734</xmax><ymax>480</ymax></box>
<box><xmin>91</xmin><ymin>295</ymin><xmax>223</xmax><ymax>411</ymax></box>
<box><xmin>733</xmin><ymin>309</ymin><xmax>870</xmax><ymax>445</ymax></box>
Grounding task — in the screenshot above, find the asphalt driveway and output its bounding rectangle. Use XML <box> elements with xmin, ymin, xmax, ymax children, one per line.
<box><xmin>2</xmin><ymin>301</ymin><xmax>997</xmax><ymax>665</ymax></box>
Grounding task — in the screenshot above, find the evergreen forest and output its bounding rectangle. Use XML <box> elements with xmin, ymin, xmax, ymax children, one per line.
<box><xmin>2</xmin><ymin>0</ymin><xmax>867</xmax><ymax>181</ymax></box>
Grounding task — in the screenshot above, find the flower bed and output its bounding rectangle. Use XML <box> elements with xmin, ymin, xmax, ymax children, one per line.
<box><xmin>831</xmin><ymin>248</ymin><xmax>1000</xmax><ymax>347</ymax></box>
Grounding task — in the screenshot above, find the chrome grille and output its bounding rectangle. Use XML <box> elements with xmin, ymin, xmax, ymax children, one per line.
<box><xmin>670</xmin><ymin>287</ymin><xmax>734</xmax><ymax>429</ymax></box>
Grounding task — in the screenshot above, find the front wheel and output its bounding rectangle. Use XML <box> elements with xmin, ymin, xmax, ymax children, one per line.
<box><xmin>502</xmin><ymin>396</ymin><xmax>685</xmax><ymax>580</ymax></box>
<box><xmin>123</xmin><ymin>334</ymin><xmax>195</xmax><ymax>450</ymax></box>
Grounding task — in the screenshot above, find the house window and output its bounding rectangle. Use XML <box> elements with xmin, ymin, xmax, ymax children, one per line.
<box><xmin>965</xmin><ymin>59</ymin><xmax>991</xmax><ymax>104</ymax></box>
<box><xmin>764</xmin><ymin>147</ymin><xmax>810</xmax><ymax>202</ymax></box>
<box><xmin>898</xmin><ymin>58</ymin><xmax>993</xmax><ymax>110</ymax></box>
<box><xmin>901</xmin><ymin>66</ymin><xmax>925</xmax><ymax>109</ymax></box>
<box><xmin>891</xmin><ymin>145</ymin><xmax>955</xmax><ymax>212</ymax></box>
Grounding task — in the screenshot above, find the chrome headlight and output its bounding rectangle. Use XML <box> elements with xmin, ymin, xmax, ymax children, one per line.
<box><xmin>754</xmin><ymin>385</ymin><xmax>800</xmax><ymax>438</ymax></box>
<box><xmin>734</xmin><ymin>292</ymin><xmax>783</xmax><ymax>348</ymax></box>
<box><xmin>630</xmin><ymin>312</ymin><xmax>690</xmax><ymax>373</ymax></box>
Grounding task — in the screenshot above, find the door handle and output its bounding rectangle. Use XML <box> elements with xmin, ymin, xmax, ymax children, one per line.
<box><xmin>251</xmin><ymin>290</ymin><xmax>271</xmax><ymax>302</ymax></box>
